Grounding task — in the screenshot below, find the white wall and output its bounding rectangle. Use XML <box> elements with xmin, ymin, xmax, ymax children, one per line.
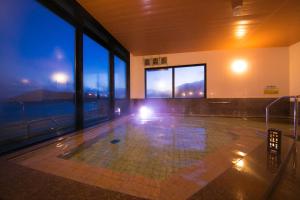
<box><xmin>130</xmin><ymin>47</ymin><xmax>290</xmax><ymax>99</ymax></box>
<box><xmin>289</xmin><ymin>41</ymin><xmax>300</xmax><ymax>96</ymax></box>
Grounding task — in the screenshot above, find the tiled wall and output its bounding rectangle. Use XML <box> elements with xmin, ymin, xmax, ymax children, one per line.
<box><xmin>130</xmin><ymin>98</ymin><xmax>291</xmax><ymax>117</ymax></box>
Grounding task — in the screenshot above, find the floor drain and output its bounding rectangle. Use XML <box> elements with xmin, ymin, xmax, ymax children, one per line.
<box><xmin>110</xmin><ymin>139</ymin><xmax>120</xmax><ymax>144</ymax></box>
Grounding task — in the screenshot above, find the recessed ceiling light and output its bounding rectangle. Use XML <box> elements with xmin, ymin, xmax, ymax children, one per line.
<box><xmin>235</xmin><ymin>26</ymin><xmax>247</xmax><ymax>38</ymax></box>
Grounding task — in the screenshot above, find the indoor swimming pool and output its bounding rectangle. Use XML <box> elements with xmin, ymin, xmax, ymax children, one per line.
<box><xmin>62</xmin><ymin>115</ymin><xmax>238</xmax><ymax>180</ymax></box>
<box><xmin>10</xmin><ymin>114</ymin><xmax>294</xmax><ymax>199</ymax></box>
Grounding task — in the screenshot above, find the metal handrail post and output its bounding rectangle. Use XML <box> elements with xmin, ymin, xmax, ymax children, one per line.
<box><xmin>265</xmin><ymin>95</ymin><xmax>300</xmax><ymax>137</ymax></box>
<box><xmin>266</xmin><ymin>106</ymin><xmax>269</xmax><ymax>131</ymax></box>
<box><xmin>294</xmin><ymin>97</ymin><xmax>299</xmax><ymax>140</ymax></box>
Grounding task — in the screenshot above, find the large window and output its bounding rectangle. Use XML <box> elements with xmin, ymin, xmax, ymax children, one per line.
<box><xmin>83</xmin><ymin>34</ymin><xmax>109</xmax><ymax>126</ymax></box>
<box><xmin>145</xmin><ymin>64</ymin><xmax>206</xmax><ymax>98</ymax></box>
<box><xmin>114</xmin><ymin>56</ymin><xmax>127</xmax><ymax>99</ymax></box>
<box><xmin>0</xmin><ymin>0</ymin><xmax>75</xmax><ymax>153</ymax></box>
<box><xmin>114</xmin><ymin>56</ymin><xmax>128</xmax><ymax>116</ymax></box>
<box><xmin>175</xmin><ymin>65</ymin><xmax>206</xmax><ymax>98</ymax></box>
<box><xmin>0</xmin><ymin>0</ymin><xmax>130</xmax><ymax>154</ymax></box>
<box><xmin>146</xmin><ymin>68</ymin><xmax>173</xmax><ymax>98</ymax></box>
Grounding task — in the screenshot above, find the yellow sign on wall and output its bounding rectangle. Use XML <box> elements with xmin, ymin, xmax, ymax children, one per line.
<box><xmin>264</xmin><ymin>85</ymin><xmax>279</xmax><ymax>94</ymax></box>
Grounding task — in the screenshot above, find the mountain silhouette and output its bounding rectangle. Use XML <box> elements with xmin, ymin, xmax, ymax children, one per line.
<box><xmin>175</xmin><ymin>80</ymin><xmax>205</xmax><ymax>96</ymax></box>
<box><xmin>8</xmin><ymin>89</ymin><xmax>73</xmax><ymax>102</ymax></box>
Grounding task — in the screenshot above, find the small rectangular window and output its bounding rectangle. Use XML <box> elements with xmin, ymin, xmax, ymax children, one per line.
<box><xmin>145</xmin><ymin>64</ymin><xmax>206</xmax><ymax>99</ymax></box>
<box><xmin>175</xmin><ymin>65</ymin><xmax>206</xmax><ymax>98</ymax></box>
<box><xmin>146</xmin><ymin>68</ymin><xmax>173</xmax><ymax>98</ymax></box>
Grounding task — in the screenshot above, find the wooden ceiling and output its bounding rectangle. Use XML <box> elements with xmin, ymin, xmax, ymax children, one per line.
<box><xmin>77</xmin><ymin>0</ymin><xmax>300</xmax><ymax>55</ymax></box>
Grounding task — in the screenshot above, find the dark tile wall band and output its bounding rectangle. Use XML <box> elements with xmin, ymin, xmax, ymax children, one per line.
<box><xmin>130</xmin><ymin>98</ymin><xmax>292</xmax><ymax>117</ymax></box>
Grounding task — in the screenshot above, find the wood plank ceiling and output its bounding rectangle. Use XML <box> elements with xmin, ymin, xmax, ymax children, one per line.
<box><xmin>77</xmin><ymin>0</ymin><xmax>300</xmax><ymax>55</ymax></box>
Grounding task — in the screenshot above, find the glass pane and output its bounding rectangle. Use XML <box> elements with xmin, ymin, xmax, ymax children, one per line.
<box><xmin>114</xmin><ymin>56</ymin><xmax>127</xmax><ymax>99</ymax></box>
<box><xmin>146</xmin><ymin>68</ymin><xmax>173</xmax><ymax>98</ymax></box>
<box><xmin>175</xmin><ymin>65</ymin><xmax>205</xmax><ymax>98</ymax></box>
<box><xmin>0</xmin><ymin>0</ymin><xmax>75</xmax><ymax>153</ymax></box>
<box><xmin>83</xmin><ymin>34</ymin><xmax>109</xmax><ymax>127</ymax></box>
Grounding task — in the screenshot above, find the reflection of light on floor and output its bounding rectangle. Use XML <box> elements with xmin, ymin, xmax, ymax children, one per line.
<box><xmin>236</xmin><ymin>189</ymin><xmax>244</xmax><ymax>200</ymax></box>
<box><xmin>232</xmin><ymin>158</ymin><xmax>244</xmax><ymax>171</ymax></box>
<box><xmin>139</xmin><ymin>106</ymin><xmax>153</xmax><ymax>120</ymax></box>
<box><xmin>56</xmin><ymin>143</ymin><xmax>63</xmax><ymax>148</ymax></box>
<box><xmin>115</xmin><ymin>107</ymin><xmax>121</xmax><ymax>115</ymax></box>
<box><xmin>235</xmin><ymin>150</ymin><xmax>247</xmax><ymax>157</ymax></box>
<box><xmin>63</xmin><ymin>116</ymin><xmax>242</xmax><ymax>180</ymax></box>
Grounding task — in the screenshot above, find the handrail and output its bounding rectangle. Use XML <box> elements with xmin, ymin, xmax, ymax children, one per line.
<box><xmin>266</xmin><ymin>96</ymin><xmax>290</xmax><ymax>110</ymax></box>
<box><xmin>293</xmin><ymin>96</ymin><xmax>299</xmax><ymax>140</ymax></box>
<box><xmin>266</xmin><ymin>95</ymin><xmax>300</xmax><ymax>140</ymax></box>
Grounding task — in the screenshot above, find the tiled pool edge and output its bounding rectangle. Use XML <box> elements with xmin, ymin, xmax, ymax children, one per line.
<box><xmin>264</xmin><ymin>140</ymin><xmax>296</xmax><ymax>199</ymax></box>
<box><xmin>0</xmin><ymin>159</ymin><xmax>144</xmax><ymax>200</ymax></box>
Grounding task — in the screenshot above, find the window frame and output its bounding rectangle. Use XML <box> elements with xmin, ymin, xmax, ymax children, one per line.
<box><xmin>39</xmin><ymin>0</ymin><xmax>131</xmax><ymax>121</ymax></box>
<box><xmin>0</xmin><ymin>0</ymin><xmax>131</xmax><ymax>155</ymax></box>
<box><xmin>144</xmin><ymin>67</ymin><xmax>174</xmax><ymax>99</ymax></box>
<box><xmin>145</xmin><ymin>64</ymin><xmax>207</xmax><ymax>99</ymax></box>
<box><xmin>114</xmin><ymin>55</ymin><xmax>129</xmax><ymax>100</ymax></box>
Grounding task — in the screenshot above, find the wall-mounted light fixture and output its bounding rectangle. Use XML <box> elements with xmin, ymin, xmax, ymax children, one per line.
<box><xmin>231</xmin><ymin>59</ymin><xmax>248</xmax><ymax>74</ymax></box>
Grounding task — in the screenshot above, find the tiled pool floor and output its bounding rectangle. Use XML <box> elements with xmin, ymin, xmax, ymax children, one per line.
<box><xmin>62</xmin><ymin>116</ymin><xmax>238</xmax><ymax>180</ymax></box>
<box><xmin>10</xmin><ymin>115</ymin><xmax>292</xmax><ymax>199</ymax></box>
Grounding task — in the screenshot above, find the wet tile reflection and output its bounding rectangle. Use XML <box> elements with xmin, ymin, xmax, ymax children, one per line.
<box><xmin>62</xmin><ymin>116</ymin><xmax>236</xmax><ymax>180</ymax></box>
<box><xmin>13</xmin><ymin>116</ymin><xmax>294</xmax><ymax>200</ymax></box>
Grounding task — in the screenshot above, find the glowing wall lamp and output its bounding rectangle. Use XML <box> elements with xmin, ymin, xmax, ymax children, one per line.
<box><xmin>232</xmin><ymin>158</ymin><xmax>245</xmax><ymax>171</ymax></box>
<box><xmin>231</xmin><ymin>59</ymin><xmax>248</xmax><ymax>74</ymax></box>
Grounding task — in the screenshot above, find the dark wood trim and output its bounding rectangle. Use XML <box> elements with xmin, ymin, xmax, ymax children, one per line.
<box><xmin>127</xmin><ymin>56</ymin><xmax>131</xmax><ymax>100</ymax></box>
<box><xmin>144</xmin><ymin>69</ymin><xmax>147</xmax><ymax>99</ymax></box>
<box><xmin>109</xmin><ymin>52</ymin><xmax>115</xmax><ymax>119</ymax></box>
<box><xmin>131</xmin><ymin>98</ymin><xmax>291</xmax><ymax>117</ymax></box>
<box><xmin>204</xmin><ymin>63</ymin><xmax>207</xmax><ymax>98</ymax></box>
<box><xmin>75</xmin><ymin>28</ymin><xmax>84</xmax><ymax>130</ymax></box>
<box><xmin>172</xmin><ymin>68</ymin><xmax>175</xmax><ymax>98</ymax></box>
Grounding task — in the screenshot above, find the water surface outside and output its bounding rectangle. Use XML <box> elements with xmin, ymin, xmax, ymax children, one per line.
<box><xmin>0</xmin><ymin>100</ymin><xmax>108</xmax><ymax>152</ymax></box>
